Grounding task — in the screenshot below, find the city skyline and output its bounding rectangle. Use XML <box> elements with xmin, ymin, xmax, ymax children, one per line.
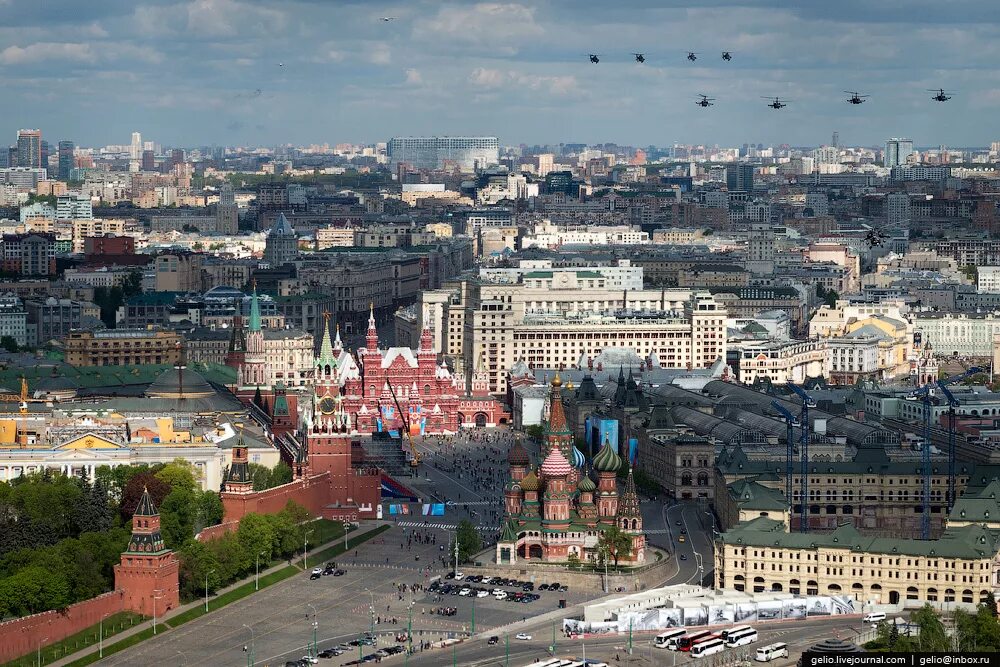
<box><xmin>3</xmin><ymin>0</ymin><xmax>1000</xmax><ymax>147</ymax></box>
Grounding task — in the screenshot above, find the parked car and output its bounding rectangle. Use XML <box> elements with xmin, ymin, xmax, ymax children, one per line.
<box><xmin>309</xmin><ymin>568</ymin><xmax>322</xmax><ymax>580</ymax></box>
<box><xmin>453</xmin><ymin>572</ymin><xmax>464</xmax><ymax>580</ymax></box>
<box><xmin>488</xmin><ymin>636</ymin><xmax>500</xmax><ymax>645</ymax></box>
<box><xmin>515</xmin><ymin>633</ymin><xmax>532</xmax><ymax>640</ymax></box>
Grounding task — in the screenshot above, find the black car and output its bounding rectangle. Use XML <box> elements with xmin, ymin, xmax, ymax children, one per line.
<box><xmin>676</xmin><ymin>520</ymin><xmax>683</xmax><ymax>526</ymax></box>
<box><xmin>538</xmin><ymin>583</ymin><xmax>549</xmax><ymax>591</ymax></box>
<box><xmin>522</xmin><ymin>584</ymin><xmax>534</xmax><ymax>592</ymax></box>
<box><xmin>488</xmin><ymin>636</ymin><xmax>500</xmax><ymax>645</ymax></box>
<box><xmin>680</xmin><ymin>554</ymin><xmax>687</xmax><ymax>560</ymax></box>
<box><xmin>332</xmin><ymin>569</ymin><xmax>346</xmax><ymax>576</ymax></box>
<box><xmin>549</xmin><ymin>581</ymin><xmax>560</xmax><ymax>589</ymax></box>
<box><xmin>309</xmin><ymin>572</ymin><xmax>321</xmax><ymax>580</ymax></box>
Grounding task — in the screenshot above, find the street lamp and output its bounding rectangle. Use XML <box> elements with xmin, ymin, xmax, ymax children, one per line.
<box><xmin>37</xmin><ymin>636</ymin><xmax>47</xmax><ymax>667</ymax></box>
<box><xmin>255</xmin><ymin>551</ymin><xmax>267</xmax><ymax>591</ymax></box>
<box><xmin>307</xmin><ymin>603</ymin><xmax>319</xmax><ymax>658</ymax></box>
<box><xmin>365</xmin><ymin>587</ymin><xmax>376</xmax><ymax>635</ymax></box>
<box><xmin>152</xmin><ymin>589</ymin><xmax>164</xmax><ymax>635</ymax></box>
<box><xmin>99</xmin><ymin>612</ymin><xmax>110</xmax><ymax>659</ymax></box>
<box><xmin>205</xmin><ymin>568</ymin><xmax>216</xmax><ymax>612</ymax></box>
<box><xmin>304</xmin><ymin>529</ymin><xmax>315</xmax><ymax>570</ymax></box>
<box><xmin>242</xmin><ymin>623</ymin><xmax>255</xmax><ymax>667</ymax></box>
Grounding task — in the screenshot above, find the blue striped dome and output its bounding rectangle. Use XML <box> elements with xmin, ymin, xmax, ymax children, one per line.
<box><xmin>571</xmin><ymin>446</ymin><xmax>586</xmax><ymax>469</ymax></box>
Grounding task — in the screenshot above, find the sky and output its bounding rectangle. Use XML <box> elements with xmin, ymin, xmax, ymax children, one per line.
<box><xmin>2</xmin><ymin>0</ymin><xmax>1000</xmax><ymax>150</ymax></box>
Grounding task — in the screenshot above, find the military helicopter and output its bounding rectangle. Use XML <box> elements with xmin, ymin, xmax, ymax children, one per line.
<box><xmin>588</xmin><ymin>54</ymin><xmax>601</xmax><ymax>64</ymax></box>
<box><xmin>722</xmin><ymin>51</ymin><xmax>732</xmax><ymax>61</ymax></box>
<box><xmin>928</xmin><ymin>88</ymin><xmax>953</xmax><ymax>102</ymax></box>
<box><xmin>687</xmin><ymin>52</ymin><xmax>698</xmax><ymax>62</ymax></box>
<box><xmin>696</xmin><ymin>94</ymin><xmax>715</xmax><ymax>107</ymax></box>
<box><xmin>864</xmin><ymin>228</ymin><xmax>888</xmax><ymax>247</ymax></box>
<box><xmin>633</xmin><ymin>53</ymin><xmax>645</xmax><ymax>63</ymax></box>
<box><xmin>845</xmin><ymin>91</ymin><xmax>870</xmax><ymax>105</ymax></box>
<box><xmin>761</xmin><ymin>96</ymin><xmax>788</xmax><ymax>109</ymax></box>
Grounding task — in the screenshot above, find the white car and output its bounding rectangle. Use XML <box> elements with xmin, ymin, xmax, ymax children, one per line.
<box><xmin>476</xmin><ymin>590</ymin><xmax>489</xmax><ymax>598</ymax></box>
<box><xmin>491</xmin><ymin>588</ymin><xmax>504</xmax><ymax>595</ymax></box>
<box><xmin>301</xmin><ymin>657</ymin><xmax>319</xmax><ymax>665</ymax></box>
<box><xmin>453</xmin><ymin>572</ymin><xmax>465</xmax><ymax>580</ymax></box>
<box><xmin>494</xmin><ymin>591</ymin><xmax>508</xmax><ymax>600</ymax></box>
<box><xmin>515</xmin><ymin>633</ymin><xmax>532</xmax><ymax>641</ymax></box>
<box><xmin>459</xmin><ymin>587</ymin><xmax>472</xmax><ymax>596</ymax></box>
<box><xmin>481</xmin><ymin>576</ymin><xmax>493</xmax><ymax>584</ymax></box>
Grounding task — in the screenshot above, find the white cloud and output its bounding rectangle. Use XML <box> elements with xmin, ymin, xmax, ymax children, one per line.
<box><xmin>366</xmin><ymin>42</ymin><xmax>391</xmax><ymax>65</ymax></box>
<box><xmin>0</xmin><ymin>42</ymin><xmax>96</xmax><ymax>65</ymax></box>
<box><xmin>134</xmin><ymin>0</ymin><xmax>286</xmax><ymax>39</ymax></box>
<box><xmin>416</xmin><ymin>3</ymin><xmax>543</xmax><ymax>50</ymax></box>
<box><xmin>468</xmin><ymin>67</ymin><xmax>578</xmax><ymax>95</ymax></box>
<box><xmin>405</xmin><ymin>68</ymin><xmax>423</xmax><ymax>85</ymax></box>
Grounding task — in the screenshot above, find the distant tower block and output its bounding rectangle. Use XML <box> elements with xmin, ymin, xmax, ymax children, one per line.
<box><xmin>832</xmin><ymin>131</ymin><xmax>839</xmax><ymax>148</ymax></box>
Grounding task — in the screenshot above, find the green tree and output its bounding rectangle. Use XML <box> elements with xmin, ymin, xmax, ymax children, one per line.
<box><xmin>155</xmin><ymin>459</ymin><xmax>198</xmax><ymax>493</ymax></box>
<box><xmin>120</xmin><ymin>471</ymin><xmax>170</xmax><ymax>522</ymax></box>
<box><xmin>0</xmin><ymin>565</ymin><xmax>71</xmax><ymax>616</ymax></box>
<box><xmin>0</xmin><ymin>336</ymin><xmax>18</xmax><ymax>352</ymax></box>
<box><xmin>236</xmin><ymin>513</ymin><xmax>275</xmax><ymax>572</ymax></box>
<box><xmin>195</xmin><ymin>491</ymin><xmax>224</xmax><ymax>532</ymax></box>
<box><xmin>596</xmin><ymin>525</ymin><xmax>633</xmax><ymax>568</ymax></box>
<box><xmin>159</xmin><ymin>485</ymin><xmax>196</xmax><ymax>549</ymax></box>
<box><xmin>524</xmin><ymin>425</ymin><xmax>544</xmax><ymax>440</ymax></box>
<box><xmin>455</xmin><ymin>519</ymin><xmax>481</xmax><ymax>563</ymax></box>
<box><xmin>913</xmin><ymin>604</ymin><xmax>950</xmax><ymax>651</ymax></box>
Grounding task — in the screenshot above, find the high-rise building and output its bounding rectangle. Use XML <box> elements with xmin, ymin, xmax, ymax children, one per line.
<box><xmin>884</xmin><ymin>138</ymin><xmax>914</xmax><ymax>167</ymax></box>
<box><xmin>746</xmin><ymin>223</ymin><xmax>775</xmax><ymax>275</ymax></box>
<box><xmin>886</xmin><ymin>193</ymin><xmax>911</xmax><ymax>225</ymax></box>
<box><xmin>141</xmin><ymin>149</ymin><xmax>155</xmax><ymax>172</ymax></box>
<box><xmin>16</xmin><ymin>129</ymin><xmax>42</xmax><ymax>169</ymax></box>
<box><xmin>387</xmin><ymin>136</ymin><xmax>499</xmax><ymax>171</ymax></box>
<box><xmin>263</xmin><ymin>213</ymin><xmax>298</xmax><ymax>267</ymax></box>
<box><xmin>56</xmin><ymin>193</ymin><xmax>93</xmax><ymax>220</ymax></box>
<box><xmin>57</xmin><ymin>141</ymin><xmax>74</xmax><ymax>180</ymax></box>
<box><xmin>215</xmin><ymin>182</ymin><xmax>238</xmax><ymax>235</ymax></box>
<box><xmin>130</xmin><ymin>131</ymin><xmax>142</xmax><ymax>160</ymax></box>
<box><xmin>832</xmin><ymin>131</ymin><xmax>839</xmax><ymax>148</ymax></box>
<box><xmin>725</xmin><ymin>163</ymin><xmax>754</xmax><ymax>192</ymax></box>
<box><xmin>170</xmin><ymin>148</ymin><xmax>185</xmax><ymax>167</ymax></box>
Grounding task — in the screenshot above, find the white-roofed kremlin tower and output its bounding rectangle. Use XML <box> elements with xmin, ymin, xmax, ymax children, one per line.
<box><xmin>496</xmin><ymin>376</ymin><xmax>644</xmax><ymax>565</ymax></box>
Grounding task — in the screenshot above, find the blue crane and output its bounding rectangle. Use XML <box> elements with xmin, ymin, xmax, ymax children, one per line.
<box><xmin>908</xmin><ymin>366</ymin><xmax>981</xmax><ymax>539</ymax></box>
<box><xmin>786</xmin><ymin>384</ymin><xmax>817</xmax><ymax>533</ymax></box>
<box><xmin>771</xmin><ymin>400</ymin><xmax>800</xmax><ymax>527</ymax></box>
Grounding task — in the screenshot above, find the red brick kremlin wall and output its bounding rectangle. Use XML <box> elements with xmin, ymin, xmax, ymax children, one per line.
<box><xmin>0</xmin><ymin>591</ymin><xmax>125</xmax><ymax>663</ymax></box>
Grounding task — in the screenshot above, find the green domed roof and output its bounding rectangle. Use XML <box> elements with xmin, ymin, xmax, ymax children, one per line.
<box><xmin>577</xmin><ymin>473</ymin><xmax>596</xmax><ymax>493</ymax></box>
<box><xmin>520</xmin><ymin>469</ymin><xmax>540</xmax><ymax>492</ymax></box>
<box><xmin>593</xmin><ymin>440</ymin><xmax>622</xmax><ymax>473</ymax></box>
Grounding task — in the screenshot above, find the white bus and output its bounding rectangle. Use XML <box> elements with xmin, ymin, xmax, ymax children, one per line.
<box><xmin>725</xmin><ymin>627</ymin><xmax>758</xmax><ymax>647</ymax></box>
<box><xmin>719</xmin><ymin>625</ymin><xmax>752</xmax><ymax>641</ymax></box>
<box><xmin>755</xmin><ymin>642</ymin><xmax>788</xmax><ymax>662</ymax></box>
<box><xmin>654</xmin><ymin>628</ymin><xmax>688</xmax><ymax>649</ymax></box>
<box><xmin>691</xmin><ymin>638</ymin><xmax>726</xmax><ymax>658</ymax></box>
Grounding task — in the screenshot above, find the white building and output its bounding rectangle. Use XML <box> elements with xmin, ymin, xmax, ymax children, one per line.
<box><xmin>0</xmin><ymin>293</ymin><xmax>28</xmax><ymax>347</ymax></box>
<box><xmin>55</xmin><ymin>193</ymin><xmax>93</xmax><ymax>220</ymax></box>
<box><xmin>978</xmin><ymin>267</ymin><xmax>1000</xmax><ymax>293</ymax></box>
<box><xmin>479</xmin><ymin>260</ymin><xmax>643</xmax><ymax>291</ymax></box>
<box><xmin>915</xmin><ymin>312</ymin><xmax>1000</xmax><ymax>356</ymax></box>
<box><xmin>731</xmin><ymin>338</ymin><xmax>825</xmax><ymax>385</ymax></box>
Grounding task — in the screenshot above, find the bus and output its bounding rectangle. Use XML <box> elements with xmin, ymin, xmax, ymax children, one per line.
<box><xmin>691</xmin><ymin>638</ymin><xmax>727</xmax><ymax>658</ymax></box>
<box><xmin>755</xmin><ymin>643</ymin><xmax>788</xmax><ymax>662</ymax></box>
<box><xmin>725</xmin><ymin>627</ymin><xmax>758</xmax><ymax>647</ymax></box>
<box><xmin>719</xmin><ymin>625</ymin><xmax>752</xmax><ymax>641</ymax></box>
<box><xmin>654</xmin><ymin>628</ymin><xmax>688</xmax><ymax>649</ymax></box>
<box><xmin>678</xmin><ymin>631</ymin><xmax>716</xmax><ymax>652</ymax></box>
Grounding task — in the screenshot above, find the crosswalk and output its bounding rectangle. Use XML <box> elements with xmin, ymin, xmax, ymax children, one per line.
<box><xmin>396</xmin><ymin>521</ymin><xmax>499</xmax><ymax>532</ymax></box>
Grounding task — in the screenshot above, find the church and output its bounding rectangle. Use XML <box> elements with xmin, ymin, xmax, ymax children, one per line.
<box><xmin>496</xmin><ymin>374</ymin><xmax>645</xmax><ymax>565</ymax></box>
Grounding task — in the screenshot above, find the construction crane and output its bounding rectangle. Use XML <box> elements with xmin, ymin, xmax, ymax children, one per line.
<box><xmin>350</xmin><ymin>348</ymin><xmax>420</xmax><ymax>468</ymax></box>
<box><xmin>909</xmin><ymin>366</ymin><xmax>981</xmax><ymax>536</ymax></box>
<box><xmin>787</xmin><ymin>384</ymin><xmax>817</xmax><ymax>533</ymax></box>
<box><xmin>0</xmin><ymin>377</ymin><xmax>33</xmax><ymax>414</ymax></box>
<box><xmin>771</xmin><ymin>400</ymin><xmax>799</xmax><ymax>524</ymax></box>
<box><xmin>383</xmin><ymin>379</ymin><xmax>420</xmax><ymax>468</ymax></box>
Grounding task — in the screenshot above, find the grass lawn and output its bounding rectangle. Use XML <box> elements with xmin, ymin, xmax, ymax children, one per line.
<box><xmin>0</xmin><ymin>612</ymin><xmax>143</xmax><ymax>667</ymax></box>
<box><xmin>63</xmin><ymin>523</ymin><xmax>391</xmax><ymax>667</ymax></box>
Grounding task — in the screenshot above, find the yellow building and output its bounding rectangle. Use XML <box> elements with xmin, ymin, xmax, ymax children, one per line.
<box><xmin>65</xmin><ymin>329</ymin><xmax>182</xmax><ymax>367</ymax></box>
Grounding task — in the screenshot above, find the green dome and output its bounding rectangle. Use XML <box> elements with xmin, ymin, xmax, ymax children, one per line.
<box><xmin>577</xmin><ymin>474</ymin><xmax>597</xmax><ymax>493</ymax></box>
<box><xmin>593</xmin><ymin>440</ymin><xmax>622</xmax><ymax>473</ymax></box>
<box><xmin>520</xmin><ymin>469</ymin><xmax>540</xmax><ymax>492</ymax></box>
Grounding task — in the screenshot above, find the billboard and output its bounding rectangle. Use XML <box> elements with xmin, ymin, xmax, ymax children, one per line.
<box><xmin>628</xmin><ymin>437</ymin><xmax>639</xmax><ymax>465</ymax></box>
<box><xmin>590</xmin><ymin>419</ymin><xmax>619</xmax><ymax>458</ymax></box>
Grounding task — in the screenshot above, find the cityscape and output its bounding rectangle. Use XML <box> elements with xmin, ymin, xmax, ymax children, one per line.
<box><xmin>3</xmin><ymin>2</ymin><xmax>1000</xmax><ymax>667</ymax></box>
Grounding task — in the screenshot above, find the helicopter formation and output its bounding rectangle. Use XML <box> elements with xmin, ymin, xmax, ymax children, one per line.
<box><xmin>581</xmin><ymin>51</ymin><xmax>955</xmax><ymax>109</ymax></box>
<box><xmin>590</xmin><ymin>51</ymin><xmax>733</xmax><ymax>65</ymax></box>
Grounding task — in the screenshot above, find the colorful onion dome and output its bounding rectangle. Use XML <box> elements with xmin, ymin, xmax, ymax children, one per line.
<box><xmin>520</xmin><ymin>469</ymin><xmax>540</xmax><ymax>492</ymax></box>
<box><xmin>593</xmin><ymin>438</ymin><xmax>622</xmax><ymax>473</ymax></box>
<box><xmin>507</xmin><ymin>440</ymin><xmax>530</xmax><ymax>467</ymax></box>
<box><xmin>571</xmin><ymin>445</ymin><xmax>586</xmax><ymax>469</ymax></box>
<box><xmin>577</xmin><ymin>473</ymin><xmax>597</xmax><ymax>493</ymax></box>
<box><xmin>540</xmin><ymin>446</ymin><xmax>573</xmax><ymax>479</ymax></box>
